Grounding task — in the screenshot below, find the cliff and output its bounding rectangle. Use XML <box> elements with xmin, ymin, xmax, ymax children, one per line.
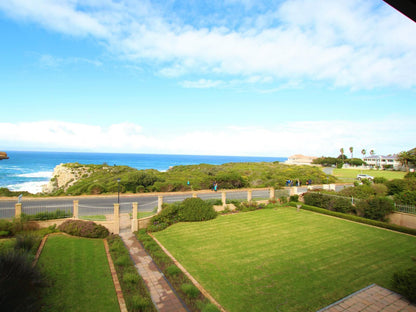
<box><xmin>0</xmin><ymin>152</ymin><xmax>9</xmax><ymax>160</ymax></box>
<box><xmin>42</xmin><ymin>163</ymin><xmax>94</xmax><ymax>193</ymax></box>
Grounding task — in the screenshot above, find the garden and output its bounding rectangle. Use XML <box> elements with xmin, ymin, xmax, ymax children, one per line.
<box><xmin>150</xmin><ymin>207</ymin><xmax>416</xmax><ymax>312</ymax></box>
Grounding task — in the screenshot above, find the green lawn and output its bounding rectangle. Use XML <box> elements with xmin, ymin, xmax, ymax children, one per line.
<box><xmin>153</xmin><ymin>208</ymin><xmax>416</xmax><ymax>312</ymax></box>
<box><xmin>333</xmin><ymin>168</ymin><xmax>406</xmax><ymax>181</ymax></box>
<box><xmin>38</xmin><ymin>235</ymin><xmax>119</xmax><ymax>312</ymax></box>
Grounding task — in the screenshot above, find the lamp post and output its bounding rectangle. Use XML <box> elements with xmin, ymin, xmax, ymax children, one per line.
<box><xmin>117</xmin><ymin>178</ymin><xmax>121</xmax><ymax>204</ymax></box>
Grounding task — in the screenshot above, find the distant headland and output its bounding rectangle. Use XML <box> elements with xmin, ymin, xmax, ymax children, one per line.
<box><xmin>0</xmin><ymin>152</ymin><xmax>9</xmax><ymax>160</ymax></box>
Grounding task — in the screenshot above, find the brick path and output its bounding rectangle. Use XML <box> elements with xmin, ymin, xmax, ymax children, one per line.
<box><xmin>120</xmin><ymin>232</ymin><xmax>188</xmax><ymax>312</ymax></box>
<box><xmin>318</xmin><ymin>284</ymin><xmax>416</xmax><ymax>312</ymax></box>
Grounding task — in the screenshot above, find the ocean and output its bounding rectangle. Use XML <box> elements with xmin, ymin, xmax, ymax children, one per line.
<box><xmin>0</xmin><ymin>151</ymin><xmax>287</xmax><ymax>194</ymax></box>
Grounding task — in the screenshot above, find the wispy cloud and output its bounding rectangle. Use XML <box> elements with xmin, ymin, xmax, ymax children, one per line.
<box><xmin>0</xmin><ymin>119</ymin><xmax>413</xmax><ymax>157</ymax></box>
<box><xmin>38</xmin><ymin>54</ymin><xmax>103</xmax><ymax>68</ymax></box>
<box><xmin>1</xmin><ymin>0</ymin><xmax>415</xmax><ymax>89</ymax></box>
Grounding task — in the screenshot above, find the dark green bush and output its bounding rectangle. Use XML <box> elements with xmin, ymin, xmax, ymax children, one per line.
<box><xmin>374</xmin><ymin>177</ymin><xmax>388</xmax><ymax>184</ymax></box>
<box><xmin>25</xmin><ymin>209</ymin><xmax>71</xmax><ymax>221</ymax></box>
<box><xmin>166</xmin><ymin>265</ymin><xmax>182</xmax><ymax>277</ymax></box>
<box><xmin>182</xmin><ymin>198</ymin><xmax>217</xmax><ymax>221</ymax></box>
<box><xmin>0</xmin><ymin>219</ymin><xmax>13</xmax><ymax>237</ymax></box>
<box><xmin>181</xmin><ymin>283</ymin><xmax>200</xmax><ymax>299</ymax></box>
<box><xmin>0</xmin><ymin>250</ymin><xmax>47</xmax><ymax>311</ymax></box>
<box><xmin>235</xmin><ymin>201</ymin><xmax>264</xmax><ymax>212</ymax></box>
<box><xmin>58</xmin><ymin>220</ymin><xmax>109</xmax><ymax>238</ymax></box>
<box><xmin>392</xmin><ymin>264</ymin><xmax>416</xmax><ymax>303</ymax></box>
<box><xmin>330</xmin><ymin>197</ymin><xmax>354</xmax><ymax>213</ymax></box>
<box><xmin>405</xmin><ymin>172</ymin><xmax>416</xmax><ymax>180</ymax></box>
<box><xmin>14</xmin><ymin>234</ymin><xmax>39</xmax><ymax>253</ymax></box>
<box><xmin>289</xmin><ymin>195</ymin><xmax>299</xmax><ymax>202</ymax></box>
<box><xmin>356</xmin><ymin>197</ymin><xmax>394</xmax><ymax>222</ymax></box>
<box><xmin>394</xmin><ymin>190</ymin><xmax>416</xmax><ymax>206</ymax></box>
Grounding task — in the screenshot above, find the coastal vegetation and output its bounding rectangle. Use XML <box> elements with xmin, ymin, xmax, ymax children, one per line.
<box><xmin>44</xmin><ymin>161</ymin><xmax>334</xmax><ymax>196</ymax></box>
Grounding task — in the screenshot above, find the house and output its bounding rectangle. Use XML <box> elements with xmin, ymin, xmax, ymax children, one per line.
<box><xmin>363</xmin><ymin>155</ymin><xmax>402</xmax><ymax>170</ymax></box>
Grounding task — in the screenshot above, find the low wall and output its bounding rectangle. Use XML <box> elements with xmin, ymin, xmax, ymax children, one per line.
<box><xmin>388</xmin><ymin>212</ymin><xmax>416</xmax><ymax>230</ymax></box>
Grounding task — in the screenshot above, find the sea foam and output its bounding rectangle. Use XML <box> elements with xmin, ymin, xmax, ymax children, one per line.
<box><xmin>16</xmin><ymin>171</ymin><xmax>53</xmax><ymax>178</ymax></box>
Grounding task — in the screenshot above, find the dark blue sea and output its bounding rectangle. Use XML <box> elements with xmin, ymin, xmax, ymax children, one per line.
<box><xmin>0</xmin><ymin>151</ymin><xmax>287</xmax><ymax>194</ymax></box>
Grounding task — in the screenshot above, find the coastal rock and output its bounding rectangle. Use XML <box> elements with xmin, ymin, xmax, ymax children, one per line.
<box><xmin>0</xmin><ymin>152</ymin><xmax>9</xmax><ymax>160</ymax></box>
<box><xmin>42</xmin><ymin>163</ymin><xmax>93</xmax><ymax>193</ymax></box>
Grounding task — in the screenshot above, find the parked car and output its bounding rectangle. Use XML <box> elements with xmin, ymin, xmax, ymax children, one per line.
<box><xmin>356</xmin><ymin>174</ymin><xmax>374</xmax><ymax>180</ymax></box>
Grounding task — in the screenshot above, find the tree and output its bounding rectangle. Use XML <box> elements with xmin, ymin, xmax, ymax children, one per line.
<box><xmin>397</xmin><ymin>151</ymin><xmax>414</xmax><ymax>172</ymax></box>
<box><xmin>370</xmin><ymin>150</ymin><xmax>375</xmax><ymax>156</ymax></box>
<box><xmin>361</xmin><ymin>149</ymin><xmax>366</xmax><ymax>158</ymax></box>
<box><xmin>349</xmin><ymin>147</ymin><xmax>353</xmax><ymax>159</ymax></box>
<box><xmin>340</xmin><ymin>148</ymin><xmax>345</xmax><ymax>160</ymax></box>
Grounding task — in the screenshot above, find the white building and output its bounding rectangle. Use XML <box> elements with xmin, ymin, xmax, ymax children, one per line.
<box><xmin>363</xmin><ymin>155</ymin><xmax>402</xmax><ymax>170</ymax></box>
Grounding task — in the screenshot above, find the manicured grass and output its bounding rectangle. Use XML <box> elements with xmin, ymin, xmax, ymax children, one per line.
<box><xmin>80</xmin><ymin>215</ymin><xmax>107</xmax><ymax>221</ymax></box>
<box><xmin>153</xmin><ymin>208</ymin><xmax>416</xmax><ymax>312</ymax></box>
<box><xmin>333</xmin><ymin>168</ymin><xmax>406</xmax><ymax>181</ymax></box>
<box><xmin>138</xmin><ymin>211</ymin><xmax>155</xmax><ymax>218</ymax></box>
<box><xmin>38</xmin><ymin>235</ymin><xmax>119</xmax><ymax>312</ymax></box>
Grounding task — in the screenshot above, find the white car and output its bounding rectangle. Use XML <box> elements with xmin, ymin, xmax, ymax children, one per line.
<box><xmin>356</xmin><ymin>174</ymin><xmax>374</xmax><ymax>180</ymax></box>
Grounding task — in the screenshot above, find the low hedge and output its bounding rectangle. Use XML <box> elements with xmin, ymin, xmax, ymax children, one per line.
<box><xmin>58</xmin><ymin>220</ymin><xmax>109</xmax><ymax>238</ymax></box>
<box><xmin>107</xmin><ymin>235</ymin><xmax>156</xmax><ymax>312</ymax></box>
<box><xmin>289</xmin><ymin>202</ymin><xmax>416</xmax><ymax>236</ymax></box>
<box><xmin>148</xmin><ymin>198</ymin><xmax>217</xmax><ymax>232</ymax></box>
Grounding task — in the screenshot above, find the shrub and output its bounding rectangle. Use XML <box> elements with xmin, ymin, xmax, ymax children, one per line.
<box><xmin>0</xmin><ymin>219</ymin><xmax>13</xmax><ymax>237</ymax></box>
<box><xmin>26</xmin><ymin>209</ymin><xmax>71</xmax><ymax>221</ymax></box>
<box><xmin>182</xmin><ymin>198</ymin><xmax>217</xmax><ymax>221</ymax></box>
<box><xmin>128</xmin><ymin>295</ymin><xmax>152</xmax><ymax>311</ymax></box>
<box><xmin>181</xmin><ymin>283</ymin><xmax>200</xmax><ymax>299</ymax></box>
<box><xmin>166</xmin><ymin>265</ymin><xmax>182</xmax><ymax>277</ymax></box>
<box><xmin>387</xmin><ymin>179</ymin><xmax>410</xmax><ymax>195</ymax></box>
<box><xmin>123</xmin><ymin>272</ymin><xmax>140</xmax><ymax>284</ymax></box>
<box><xmin>115</xmin><ymin>255</ymin><xmax>131</xmax><ymax>267</ymax></box>
<box><xmin>330</xmin><ymin>197</ymin><xmax>354</xmax><ymax>213</ymax></box>
<box><xmin>14</xmin><ymin>234</ymin><xmax>39</xmax><ymax>253</ymax></box>
<box><xmin>374</xmin><ymin>177</ymin><xmax>388</xmax><ymax>184</ymax></box>
<box><xmin>58</xmin><ymin>220</ymin><xmax>109</xmax><ymax>238</ymax></box>
<box><xmin>392</xmin><ymin>264</ymin><xmax>416</xmax><ymax>303</ymax></box>
<box><xmin>289</xmin><ymin>195</ymin><xmax>299</xmax><ymax>202</ymax></box>
<box><xmin>0</xmin><ymin>250</ymin><xmax>47</xmax><ymax>311</ymax></box>
<box><xmin>394</xmin><ymin>190</ymin><xmax>416</xmax><ymax>206</ymax></box>
<box><xmin>356</xmin><ymin>197</ymin><xmax>394</xmax><ymax>222</ymax></box>
<box><xmin>405</xmin><ymin>172</ymin><xmax>416</xmax><ymax>180</ymax></box>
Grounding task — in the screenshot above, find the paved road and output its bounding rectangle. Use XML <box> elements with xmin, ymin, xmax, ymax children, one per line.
<box><xmin>0</xmin><ymin>185</ymin><xmax>352</xmax><ymax>219</ymax></box>
<box><xmin>0</xmin><ymin>189</ymin><xmax>272</xmax><ymax>219</ymax></box>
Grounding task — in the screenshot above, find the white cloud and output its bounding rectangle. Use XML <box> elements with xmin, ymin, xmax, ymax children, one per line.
<box><xmin>1</xmin><ymin>0</ymin><xmax>416</xmax><ymax>89</ymax></box>
<box><xmin>0</xmin><ymin>119</ymin><xmax>413</xmax><ymax>157</ymax></box>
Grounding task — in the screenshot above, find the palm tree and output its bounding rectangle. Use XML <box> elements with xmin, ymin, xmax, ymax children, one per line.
<box><xmin>361</xmin><ymin>149</ymin><xmax>366</xmax><ymax>158</ymax></box>
<box><xmin>349</xmin><ymin>147</ymin><xmax>353</xmax><ymax>159</ymax></box>
<box><xmin>370</xmin><ymin>150</ymin><xmax>375</xmax><ymax>156</ymax></box>
<box><xmin>340</xmin><ymin>148</ymin><xmax>345</xmax><ymax>160</ymax></box>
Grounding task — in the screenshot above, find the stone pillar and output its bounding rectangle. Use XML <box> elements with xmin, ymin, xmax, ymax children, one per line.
<box><xmin>73</xmin><ymin>200</ymin><xmax>79</xmax><ymax>219</ymax></box>
<box><xmin>329</xmin><ymin>184</ymin><xmax>336</xmax><ymax>191</ymax></box>
<box><xmin>222</xmin><ymin>191</ymin><xmax>227</xmax><ymax>207</ymax></box>
<box><xmin>269</xmin><ymin>188</ymin><xmax>275</xmax><ymax>200</ymax></box>
<box><xmin>158</xmin><ymin>196</ymin><xmax>163</xmax><ymax>213</ymax></box>
<box><xmin>15</xmin><ymin>203</ymin><xmax>22</xmax><ymax>218</ymax></box>
<box><xmin>247</xmin><ymin>190</ymin><xmax>252</xmax><ymax>202</ymax></box>
<box><xmin>192</xmin><ymin>192</ymin><xmax>197</xmax><ymax>198</ymax></box>
<box><xmin>132</xmin><ymin>202</ymin><xmax>138</xmax><ymax>232</ymax></box>
<box><xmin>114</xmin><ymin>203</ymin><xmax>120</xmax><ymax>234</ymax></box>
<box><xmin>289</xmin><ymin>187</ymin><xmax>297</xmax><ymax>196</ymax></box>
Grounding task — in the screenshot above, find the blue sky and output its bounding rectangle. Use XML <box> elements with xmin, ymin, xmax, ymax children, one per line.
<box><xmin>0</xmin><ymin>0</ymin><xmax>415</xmax><ymax>157</ymax></box>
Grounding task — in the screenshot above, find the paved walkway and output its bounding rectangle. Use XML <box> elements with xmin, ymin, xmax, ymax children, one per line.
<box><xmin>318</xmin><ymin>284</ymin><xmax>416</xmax><ymax>312</ymax></box>
<box><xmin>120</xmin><ymin>231</ymin><xmax>188</xmax><ymax>312</ymax></box>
